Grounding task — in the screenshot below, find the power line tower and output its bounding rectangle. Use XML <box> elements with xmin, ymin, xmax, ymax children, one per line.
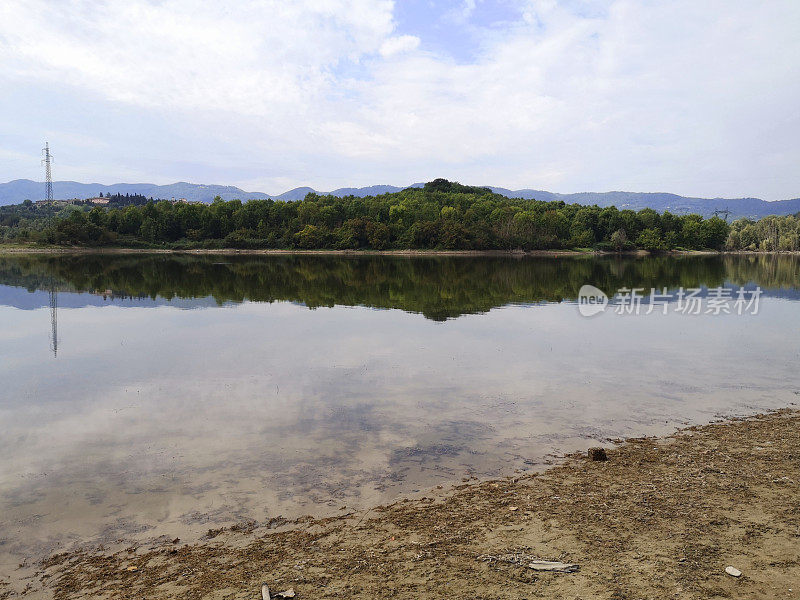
<box><xmin>42</xmin><ymin>141</ymin><xmax>54</xmax><ymax>202</ymax></box>
<box><xmin>712</xmin><ymin>208</ymin><xmax>731</xmax><ymax>222</ymax></box>
<box><xmin>49</xmin><ymin>287</ymin><xmax>58</xmax><ymax>357</ymax></box>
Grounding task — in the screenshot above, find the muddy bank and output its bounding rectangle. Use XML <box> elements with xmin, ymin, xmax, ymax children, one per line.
<box><xmin>7</xmin><ymin>409</ymin><xmax>799</xmax><ymax>599</ymax></box>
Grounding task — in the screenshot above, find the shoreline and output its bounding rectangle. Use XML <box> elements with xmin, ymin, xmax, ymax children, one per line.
<box><xmin>10</xmin><ymin>409</ymin><xmax>799</xmax><ymax>599</ymax></box>
<box><xmin>2</xmin><ymin>245</ymin><xmax>797</xmax><ymax>257</ymax></box>
<box><xmin>0</xmin><ymin>246</ymin><xmax>634</xmax><ymax>257</ymax></box>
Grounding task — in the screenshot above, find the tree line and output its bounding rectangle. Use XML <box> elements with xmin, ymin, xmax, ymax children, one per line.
<box><xmin>1</xmin><ymin>178</ymin><xmax>795</xmax><ymax>251</ymax></box>
<box><xmin>725</xmin><ymin>215</ymin><xmax>800</xmax><ymax>251</ymax></box>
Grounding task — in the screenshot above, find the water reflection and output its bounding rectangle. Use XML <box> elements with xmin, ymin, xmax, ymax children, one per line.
<box><xmin>0</xmin><ymin>252</ymin><xmax>798</xmax><ymax>568</ymax></box>
<box><xmin>48</xmin><ymin>288</ymin><xmax>58</xmax><ymax>357</ymax></box>
<box><xmin>2</xmin><ymin>252</ymin><xmax>800</xmax><ymax>317</ymax></box>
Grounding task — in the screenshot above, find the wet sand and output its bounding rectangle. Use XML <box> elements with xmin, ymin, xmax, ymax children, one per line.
<box><xmin>7</xmin><ymin>409</ymin><xmax>799</xmax><ymax>599</ymax></box>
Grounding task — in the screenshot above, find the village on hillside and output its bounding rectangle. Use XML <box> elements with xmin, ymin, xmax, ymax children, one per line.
<box><xmin>34</xmin><ymin>193</ymin><xmax>204</xmax><ymax>207</ymax></box>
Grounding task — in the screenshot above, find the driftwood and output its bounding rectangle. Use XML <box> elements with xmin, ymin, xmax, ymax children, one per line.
<box><xmin>261</xmin><ymin>584</ymin><xmax>296</xmax><ymax>599</ymax></box>
<box><xmin>477</xmin><ymin>553</ymin><xmax>579</xmax><ymax>573</ymax></box>
<box><xmin>527</xmin><ymin>560</ymin><xmax>580</xmax><ymax>572</ymax></box>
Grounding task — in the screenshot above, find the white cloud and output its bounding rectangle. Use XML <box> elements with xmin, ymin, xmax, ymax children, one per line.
<box><xmin>0</xmin><ymin>0</ymin><xmax>394</xmax><ymax>116</ymax></box>
<box><xmin>379</xmin><ymin>35</ymin><xmax>421</xmax><ymax>57</ymax></box>
<box><xmin>1</xmin><ymin>0</ymin><xmax>799</xmax><ymax>199</ymax></box>
<box><xmin>445</xmin><ymin>0</ymin><xmax>478</xmax><ymax>24</ymax></box>
<box><xmin>324</xmin><ymin>0</ymin><xmax>800</xmax><ymax>198</ymax></box>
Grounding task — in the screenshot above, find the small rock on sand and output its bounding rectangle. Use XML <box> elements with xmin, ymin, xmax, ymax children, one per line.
<box><xmin>725</xmin><ymin>566</ymin><xmax>742</xmax><ymax>577</ymax></box>
<box><xmin>588</xmin><ymin>447</ymin><xmax>608</xmax><ymax>461</ymax></box>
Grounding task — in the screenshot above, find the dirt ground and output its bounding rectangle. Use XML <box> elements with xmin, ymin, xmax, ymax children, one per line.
<box><xmin>5</xmin><ymin>409</ymin><xmax>799</xmax><ymax>600</ymax></box>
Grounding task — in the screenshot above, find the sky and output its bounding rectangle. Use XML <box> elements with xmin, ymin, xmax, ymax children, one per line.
<box><xmin>0</xmin><ymin>0</ymin><xmax>799</xmax><ymax>199</ymax></box>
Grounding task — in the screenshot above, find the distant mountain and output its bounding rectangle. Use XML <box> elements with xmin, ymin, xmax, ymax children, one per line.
<box><xmin>274</xmin><ymin>186</ymin><xmax>317</xmax><ymax>201</ymax></box>
<box><xmin>275</xmin><ymin>183</ymin><xmax>425</xmax><ymax>200</ymax></box>
<box><xmin>328</xmin><ymin>183</ymin><xmax>424</xmax><ymax>197</ymax></box>
<box><xmin>0</xmin><ymin>179</ymin><xmax>271</xmax><ymax>204</ymax></box>
<box><xmin>486</xmin><ymin>188</ymin><xmax>800</xmax><ymax>219</ymax></box>
<box><xmin>2</xmin><ymin>178</ymin><xmax>798</xmax><ymax>219</ymax></box>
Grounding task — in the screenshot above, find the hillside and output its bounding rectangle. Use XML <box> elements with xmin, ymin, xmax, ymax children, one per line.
<box><xmin>0</xmin><ymin>179</ymin><xmax>735</xmax><ymax>251</ymax></box>
<box><xmin>2</xmin><ymin>179</ymin><xmax>799</xmax><ymax>219</ymax></box>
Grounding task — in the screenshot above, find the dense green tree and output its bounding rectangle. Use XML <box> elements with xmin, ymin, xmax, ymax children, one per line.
<box><xmin>700</xmin><ymin>217</ymin><xmax>730</xmax><ymax>250</ymax></box>
<box><xmin>725</xmin><ymin>215</ymin><xmax>800</xmax><ymax>251</ymax></box>
<box><xmin>637</xmin><ymin>228</ymin><xmax>667</xmax><ymax>251</ymax></box>
<box><xmin>610</xmin><ymin>229</ymin><xmax>628</xmax><ymax>251</ymax></box>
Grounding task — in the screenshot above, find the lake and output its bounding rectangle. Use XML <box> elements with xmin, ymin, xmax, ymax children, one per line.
<box><xmin>1</xmin><ymin>252</ymin><xmax>798</xmax><ymax>568</ymax></box>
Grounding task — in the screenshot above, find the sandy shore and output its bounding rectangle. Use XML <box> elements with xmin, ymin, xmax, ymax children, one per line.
<box><xmin>7</xmin><ymin>409</ymin><xmax>798</xmax><ymax>599</ymax></box>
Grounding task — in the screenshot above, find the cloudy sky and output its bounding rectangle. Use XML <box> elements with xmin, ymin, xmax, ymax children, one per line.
<box><xmin>1</xmin><ymin>0</ymin><xmax>798</xmax><ymax>199</ymax></box>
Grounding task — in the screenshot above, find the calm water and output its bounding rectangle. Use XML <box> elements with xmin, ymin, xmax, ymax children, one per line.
<box><xmin>1</xmin><ymin>253</ymin><xmax>799</xmax><ymax>565</ymax></box>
